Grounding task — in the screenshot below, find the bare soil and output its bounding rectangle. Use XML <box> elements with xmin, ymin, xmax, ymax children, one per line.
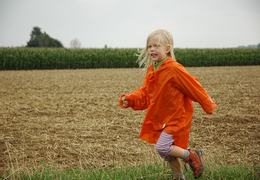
<box><xmin>0</xmin><ymin>66</ymin><xmax>259</xmax><ymax>173</ymax></box>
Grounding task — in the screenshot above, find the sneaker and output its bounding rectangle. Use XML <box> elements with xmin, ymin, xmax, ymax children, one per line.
<box><xmin>184</xmin><ymin>149</ymin><xmax>204</xmax><ymax>178</ymax></box>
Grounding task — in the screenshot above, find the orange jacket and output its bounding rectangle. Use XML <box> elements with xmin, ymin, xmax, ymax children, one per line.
<box><xmin>121</xmin><ymin>57</ymin><xmax>216</xmax><ymax>148</ymax></box>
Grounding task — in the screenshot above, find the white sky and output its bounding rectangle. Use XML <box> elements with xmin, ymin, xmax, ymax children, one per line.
<box><xmin>0</xmin><ymin>0</ymin><xmax>260</xmax><ymax>48</ymax></box>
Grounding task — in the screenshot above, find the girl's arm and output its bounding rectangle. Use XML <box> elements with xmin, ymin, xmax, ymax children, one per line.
<box><xmin>119</xmin><ymin>79</ymin><xmax>149</xmax><ymax>110</ymax></box>
<box><xmin>173</xmin><ymin>64</ymin><xmax>216</xmax><ymax>114</ymax></box>
<box><xmin>124</xmin><ymin>87</ymin><xmax>149</xmax><ymax>110</ymax></box>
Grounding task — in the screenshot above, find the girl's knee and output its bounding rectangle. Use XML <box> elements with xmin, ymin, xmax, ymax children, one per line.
<box><xmin>155</xmin><ymin>142</ymin><xmax>172</xmax><ymax>159</ymax></box>
<box><xmin>156</xmin><ymin>132</ymin><xmax>174</xmax><ymax>160</ymax></box>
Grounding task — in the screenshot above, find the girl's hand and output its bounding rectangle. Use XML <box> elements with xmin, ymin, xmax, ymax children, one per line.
<box><xmin>118</xmin><ymin>95</ymin><xmax>129</xmax><ymax>108</ymax></box>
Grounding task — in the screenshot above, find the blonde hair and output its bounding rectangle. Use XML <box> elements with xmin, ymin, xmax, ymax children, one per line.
<box><xmin>137</xmin><ymin>29</ymin><xmax>175</xmax><ymax>68</ymax></box>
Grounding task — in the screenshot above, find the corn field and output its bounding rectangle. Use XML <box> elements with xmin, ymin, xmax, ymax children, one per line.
<box><xmin>0</xmin><ymin>48</ymin><xmax>259</xmax><ymax>70</ymax></box>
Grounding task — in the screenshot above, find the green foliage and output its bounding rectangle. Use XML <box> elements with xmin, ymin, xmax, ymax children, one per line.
<box><xmin>174</xmin><ymin>48</ymin><xmax>260</xmax><ymax>66</ymax></box>
<box><xmin>26</xmin><ymin>26</ymin><xmax>63</xmax><ymax>48</ymax></box>
<box><xmin>2</xmin><ymin>163</ymin><xmax>257</xmax><ymax>180</ymax></box>
<box><xmin>0</xmin><ymin>48</ymin><xmax>259</xmax><ymax>70</ymax></box>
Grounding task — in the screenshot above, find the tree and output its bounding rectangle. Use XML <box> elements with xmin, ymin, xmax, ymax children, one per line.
<box><xmin>27</xmin><ymin>27</ymin><xmax>42</xmax><ymax>47</ymax></box>
<box><xmin>26</xmin><ymin>26</ymin><xmax>63</xmax><ymax>47</ymax></box>
<box><xmin>70</xmin><ymin>38</ymin><xmax>81</xmax><ymax>48</ymax></box>
<box><xmin>257</xmin><ymin>43</ymin><xmax>260</xmax><ymax>48</ymax></box>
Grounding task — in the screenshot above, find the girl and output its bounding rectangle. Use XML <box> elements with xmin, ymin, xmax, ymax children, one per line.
<box><xmin>118</xmin><ymin>29</ymin><xmax>216</xmax><ymax>179</ymax></box>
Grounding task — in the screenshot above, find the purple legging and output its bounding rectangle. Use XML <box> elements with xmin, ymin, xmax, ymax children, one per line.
<box><xmin>155</xmin><ymin>131</ymin><xmax>176</xmax><ymax>161</ymax></box>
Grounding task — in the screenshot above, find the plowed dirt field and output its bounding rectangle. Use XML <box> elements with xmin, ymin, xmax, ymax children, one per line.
<box><xmin>0</xmin><ymin>66</ymin><xmax>259</xmax><ymax>173</ymax></box>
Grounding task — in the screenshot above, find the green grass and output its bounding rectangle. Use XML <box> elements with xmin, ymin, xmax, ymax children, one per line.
<box><xmin>2</xmin><ymin>163</ymin><xmax>258</xmax><ymax>180</ymax></box>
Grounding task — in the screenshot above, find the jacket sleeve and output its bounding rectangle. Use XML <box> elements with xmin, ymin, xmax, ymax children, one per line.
<box><xmin>173</xmin><ymin>64</ymin><xmax>216</xmax><ymax>114</ymax></box>
<box><xmin>125</xmin><ymin>87</ymin><xmax>149</xmax><ymax>110</ymax></box>
<box><xmin>124</xmin><ymin>76</ymin><xmax>149</xmax><ymax>110</ymax></box>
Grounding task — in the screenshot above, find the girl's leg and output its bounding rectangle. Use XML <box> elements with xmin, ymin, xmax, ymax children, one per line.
<box><xmin>169</xmin><ymin>145</ymin><xmax>190</xmax><ymax>159</ymax></box>
<box><xmin>156</xmin><ymin>132</ymin><xmax>185</xmax><ymax>179</ymax></box>
<box><xmin>169</xmin><ymin>145</ymin><xmax>204</xmax><ymax>178</ymax></box>
<box><xmin>168</xmin><ymin>158</ymin><xmax>185</xmax><ymax>180</ymax></box>
<box><xmin>155</xmin><ymin>132</ymin><xmax>189</xmax><ymax>160</ymax></box>
<box><xmin>156</xmin><ymin>131</ymin><xmax>204</xmax><ymax>178</ymax></box>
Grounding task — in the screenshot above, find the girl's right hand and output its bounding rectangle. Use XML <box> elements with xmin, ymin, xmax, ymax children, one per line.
<box><xmin>118</xmin><ymin>95</ymin><xmax>129</xmax><ymax>108</ymax></box>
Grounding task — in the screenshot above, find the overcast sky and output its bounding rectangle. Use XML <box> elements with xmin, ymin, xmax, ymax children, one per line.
<box><xmin>0</xmin><ymin>0</ymin><xmax>260</xmax><ymax>48</ymax></box>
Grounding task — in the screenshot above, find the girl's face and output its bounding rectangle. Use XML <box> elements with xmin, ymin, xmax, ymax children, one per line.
<box><xmin>147</xmin><ymin>35</ymin><xmax>170</xmax><ymax>63</ymax></box>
